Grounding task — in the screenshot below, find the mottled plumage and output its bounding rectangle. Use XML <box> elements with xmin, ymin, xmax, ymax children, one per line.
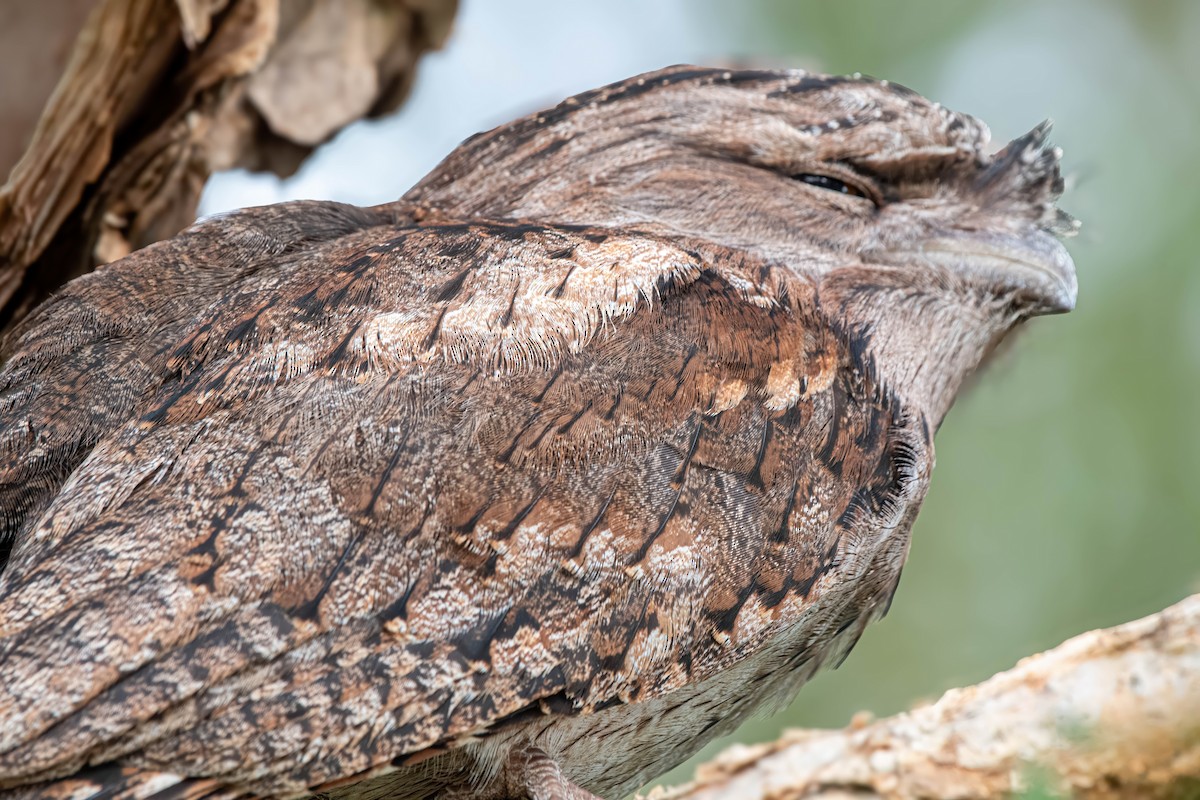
<box><xmin>0</xmin><ymin>66</ymin><xmax>1076</xmax><ymax>800</ymax></box>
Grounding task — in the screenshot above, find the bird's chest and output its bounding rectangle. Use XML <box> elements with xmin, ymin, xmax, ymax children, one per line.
<box><xmin>475</xmin><ymin>541</ymin><xmax>916</xmax><ymax>800</ymax></box>
<box><xmin>545</xmin><ymin>404</ymin><xmax>931</xmax><ymax>796</ymax></box>
<box><xmin>474</xmin><ymin>418</ymin><xmax>929</xmax><ymax>798</ymax></box>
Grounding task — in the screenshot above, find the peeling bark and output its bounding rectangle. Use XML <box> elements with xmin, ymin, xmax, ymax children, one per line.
<box><xmin>654</xmin><ymin>595</ymin><xmax>1200</xmax><ymax>800</ymax></box>
<box><xmin>0</xmin><ymin>0</ymin><xmax>456</xmax><ymax>337</ymax></box>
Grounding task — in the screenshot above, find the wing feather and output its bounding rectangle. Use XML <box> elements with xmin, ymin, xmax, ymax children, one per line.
<box><xmin>0</xmin><ymin>207</ymin><xmax>905</xmax><ymax>798</ymax></box>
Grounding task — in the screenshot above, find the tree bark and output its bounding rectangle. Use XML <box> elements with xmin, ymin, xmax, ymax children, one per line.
<box><xmin>654</xmin><ymin>595</ymin><xmax>1200</xmax><ymax>800</ymax></box>
<box><xmin>0</xmin><ymin>0</ymin><xmax>456</xmax><ymax>339</ymax></box>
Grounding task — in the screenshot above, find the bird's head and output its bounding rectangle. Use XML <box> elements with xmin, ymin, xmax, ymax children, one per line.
<box><xmin>407</xmin><ymin>65</ymin><xmax>1078</xmax><ymax>425</ymax></box>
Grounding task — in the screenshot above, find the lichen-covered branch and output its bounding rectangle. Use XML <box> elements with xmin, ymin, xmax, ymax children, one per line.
<box><xmin>655</xmin><ymin>595</ymin><xmax>1200</xmax><ymax>800</ymax></box>
<box><xmin>0</xmin><ymin>0</ymin><xmax>456</xmax><ymax>336</ymax></box>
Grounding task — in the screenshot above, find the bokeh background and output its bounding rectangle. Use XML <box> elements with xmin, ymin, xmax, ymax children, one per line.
<box><xmin>203</xmin><ymin>0</ymin><xmax>1200</xmax><ymax>791</ymax></box>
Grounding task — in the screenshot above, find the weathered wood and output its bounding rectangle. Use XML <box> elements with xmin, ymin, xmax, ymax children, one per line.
<box><xmin>0</xmin><ymin>0</ymin><xmax>456</xmax><ymax>337</ymax></box>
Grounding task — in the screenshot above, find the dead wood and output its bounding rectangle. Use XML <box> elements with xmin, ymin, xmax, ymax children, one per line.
<box><xmin>0</xmin><ymin>0</ymin><xmax>456</xmax><ymax>336</ymax></box>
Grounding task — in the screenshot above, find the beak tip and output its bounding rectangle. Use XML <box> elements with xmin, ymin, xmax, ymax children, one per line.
<box><xmin>1037</xmin><ymin>239</ymin><xmax>1078</xmax><ymax>315</ymax></box>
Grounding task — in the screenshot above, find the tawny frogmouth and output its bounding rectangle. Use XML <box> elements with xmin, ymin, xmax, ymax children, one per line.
<box><xmin>0</xmin><ymin>66</ymin><xmax>1077</xmax><ymax>800</ymax></box>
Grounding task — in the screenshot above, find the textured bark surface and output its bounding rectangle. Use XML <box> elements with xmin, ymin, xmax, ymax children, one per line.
<box><xmin>0</xmin><ymin>0</ymin><xmax>456</xmax><ymax>336</ymax></box>
<box><xmin>655</xmin><ymin>594</ymin><xmax>1200</xmax><ymax>800</ymax></box>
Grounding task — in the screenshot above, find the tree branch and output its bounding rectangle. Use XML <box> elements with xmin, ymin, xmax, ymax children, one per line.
<box><xmin>0</xmin><ymin>0</ymin><xmax>457</xmax><ymax>337</ymax></box>
<box><xmin>655</xmin><ymin>595</ymin><xmax>1200</xmax><ymax>800</ymax></box>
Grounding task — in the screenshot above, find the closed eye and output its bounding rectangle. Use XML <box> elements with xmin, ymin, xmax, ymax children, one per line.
<box><xmin>793</xmin><ymin>173</ymin><xmax>869</xmax><ymax>199</ymax></box>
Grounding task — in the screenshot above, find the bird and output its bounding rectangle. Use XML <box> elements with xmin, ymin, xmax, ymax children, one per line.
<box><xmin>0</xmin><ymin>65</ymin><xmax>1077</xmax><ymax>800</ymax></box>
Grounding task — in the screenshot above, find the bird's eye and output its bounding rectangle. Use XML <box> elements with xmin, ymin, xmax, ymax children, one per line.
<box><xmin>793</xmin><ymin>173</ymin><xmax>869</xmax><ymax>199</ymax></box>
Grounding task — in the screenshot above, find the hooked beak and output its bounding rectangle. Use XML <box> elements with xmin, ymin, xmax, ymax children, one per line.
<box><xmin>906</xmin><ymin>229</ymin><xmax>1077</xmax><ymax>315</ymax></box>
<box><xmin>909</xmin><ymin>120</ymin><xmax>1077</xmax><ymax>315</ymax></box>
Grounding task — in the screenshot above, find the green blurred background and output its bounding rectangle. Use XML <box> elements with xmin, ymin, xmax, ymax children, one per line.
<box><xmin>203</xmin><ymin>0</ymin><xmax>1200</xmax><ymax>791</ymax></box>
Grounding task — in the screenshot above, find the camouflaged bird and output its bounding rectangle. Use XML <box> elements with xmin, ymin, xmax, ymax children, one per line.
<box><xmin>0</xmin><ymin>66</ymin><xmax>1077</xmax><ymax>800</ymax></box>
